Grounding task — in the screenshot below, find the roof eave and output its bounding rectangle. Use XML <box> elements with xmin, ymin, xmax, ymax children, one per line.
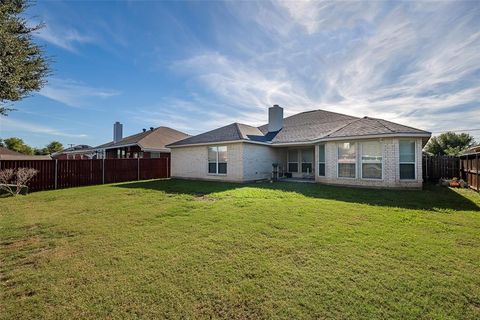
<box><xmin>168</xmin><ymin>139</ymin><xmax>271</xmax><ymax>148</ymax></box>
<box><xmin>102</xmin><ymin>143</ymin><xmax>140</xmax><ymax>150</ymax></box>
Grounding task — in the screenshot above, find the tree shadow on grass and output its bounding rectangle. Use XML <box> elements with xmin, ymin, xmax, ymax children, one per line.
<box><xmin>114</xmin><ymin>179</ymin><xmax>480</xmax><ymax>212</ymax></box>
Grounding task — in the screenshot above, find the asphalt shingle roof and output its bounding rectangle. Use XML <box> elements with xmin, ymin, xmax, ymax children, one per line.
<box><xmin>168</xmin><ymin>109</ymin><xmax>431</xmax><ymax>147</ymax></box>
<box><xmin>167</xmin><ymin>123</ymin><xmax>265</xmax><ymax>146</ymax></box>
<box><xmin>0</xmin><ymin>147</ymin><xmax>52</xmax><ymax>160</ymax></box>
<box><xmin>96</xmin><ymin>127</ymin><xmax>190</xmax><ymax>150</ymax></box>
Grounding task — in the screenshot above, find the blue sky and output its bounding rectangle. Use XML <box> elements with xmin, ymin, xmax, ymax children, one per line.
<box><xmin>1</xmin><ymin>1</ymin><xmax>479</xmax><ymax>148</ymax></box>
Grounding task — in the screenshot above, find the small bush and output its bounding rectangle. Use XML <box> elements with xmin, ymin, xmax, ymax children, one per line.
<box><xmin>0</xmin><ymin>168</ymin><xmax>38</xmax><ymax>196</ymax></box>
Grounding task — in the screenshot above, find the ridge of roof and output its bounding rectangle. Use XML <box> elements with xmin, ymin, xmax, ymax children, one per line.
<box><xmin>323</xmin><ymin>117</ymin><xmax>365</xmax><ymax>138</ymax></box>
<box><xmin>376</xmin><ymin>118</ymin><xmax>431</xmax><ymax>134</ymax></box>
<box><xmin>233</xmin><ymin>123</ymin><xmax>244</xmax><ymax>140</ymax></box>
<box><xmin>363</xmin><ymin>117</ymin><xmax>395</xmax><ymax>134</ymax></box>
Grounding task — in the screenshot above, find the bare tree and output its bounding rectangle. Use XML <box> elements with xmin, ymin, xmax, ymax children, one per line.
<box><xmin>0</xmin><ymin>167</ymin><xmax>38</xmax><ymax>196</ymax></box>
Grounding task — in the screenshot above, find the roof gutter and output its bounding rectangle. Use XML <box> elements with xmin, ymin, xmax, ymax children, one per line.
<box><xmin>168</xmin><ymin>132</ymin><xmax>431</xmax><ymax>148</ymax></box>
<box><xmin>101</xmin><ymin>143</ymin><xmax>140</xmax><ymax>150</ymax></box>
<box><xmin>167</xmin><ymin>139</ymin><xmax>271</xmax><ymax>148</ymax></box>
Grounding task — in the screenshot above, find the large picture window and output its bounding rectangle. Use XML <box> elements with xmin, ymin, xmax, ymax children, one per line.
<box><xmin>208</xmin><ymin>146</ymin><xmax>227</xmax><ymax>174</ymax></box>
<box><xmin>318</xmin><ymin>144</ymin><xmax>325</xmax><ymax>176</ymax></box>
<box><xmin>361</xmin><ymin>141</ymin><xmax>382</xmax><ymax>179</ymax></box>
<box><xmin>301</xmin><ymin>150</ymin><xmax>313</xmax><ymax>174</ymax></box>
<box><xmin>399</xmin><ymin>140</ymin><xmax>415</xmax><ymax>179</ymax></box>
<box><xmin>288</xmin><ymin>150</ymin><xmax>298</xmax><ymax>172</ymax></box>
<box><xmin>338</xmin><ymin>142</ymin><xmax>356</xmax><ymax>178</ymax></box>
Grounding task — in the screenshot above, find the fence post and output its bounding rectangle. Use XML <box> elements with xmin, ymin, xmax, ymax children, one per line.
<box><xmin>54</xmin><ymin>159</ymin><xmax>58</xmax><ymax>189</ymax></box>
<box><xmin>167</xmin><ymin>156</ymin><xmax>170</xmax><ymax>178</ymax></box>
<box><xmin>425</xmin><ymin>154</ymin><xmax>428</xmax><ymax>182</ymax></box>
<box><xmin>102</xmin><ymin>158</ymin><xmax>105</xmax><ymax>184</ymax></box>
<box><xmin>476</xmin><ymin>153</ymin><xmax>479</xmax><ymax>192</ymax></box>
<box><xmin>137</xmin><ymin>157</ymin><xmax>140</xmax><ymax>181</ymax></box>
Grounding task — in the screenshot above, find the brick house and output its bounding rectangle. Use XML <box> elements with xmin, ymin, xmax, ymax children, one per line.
<box><xmin>167</xmin><ymin>105</ymin><xmax>431</xmax><ymax>189</ymax></box>
<box><xmin>94</xmin><ymin>122</ymin><xmax>190</xmax><ymax>159</ymax></box>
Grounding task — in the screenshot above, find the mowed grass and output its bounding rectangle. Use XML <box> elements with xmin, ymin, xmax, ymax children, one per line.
<box><xmin>1</xmin><ymin>179</ymin><xmax>479</xmax><ymax>319</ymax></box>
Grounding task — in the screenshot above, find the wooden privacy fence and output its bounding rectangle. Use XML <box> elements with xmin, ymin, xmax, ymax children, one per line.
<box><xmin>459</xmin><ymin>152</ymin><xmax>479</xmax><ymax>192</ymax></box>
<box><xmin>422</xmin><ymin>154</ymin><xmax>460</xmax><ymax>183</ymax></box>
<box><xmin>0</xmin><ymin>158</ymin><xmax>169</xmax><ymax>192</ymax></box>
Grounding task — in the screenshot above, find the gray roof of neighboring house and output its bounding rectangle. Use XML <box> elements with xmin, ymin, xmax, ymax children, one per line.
<box><xmin>95</xmin><ymin>127</ymin><xmax>190</xmax><ymax>151</ymax></box>
<box><xmin>462</xmin><ymin>145</ymin><xmax>480</xmax><ymax>155</ymax></box>
<box><xmin>168</xmin><ymin>109</ymin><xmax>431</xmax><ymax>147</ymax></box>
<box><xmin>0</xmin><ymin>147</ymin><xmax>52</xmax><ymax>160</ymax></box>
<box><xmin>52</xmin><ymin>145</ymin><xmax>94</xmax><ymax>156</ymax></box>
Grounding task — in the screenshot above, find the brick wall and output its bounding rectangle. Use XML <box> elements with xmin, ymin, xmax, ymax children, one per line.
<box><xmin>315</xmin><ymin>138</ymin><xmax>423</xmax><ymax>188</ymax></box>
<box><xmin>242</xmin><ymin>143</ymin><xmax>280</xmax><ymax>181</ymax></box>
<box><xmin>171</xmin><ymin>137</ymin><xmax>424</xmax><ymax>188</ymax></box>
<box><xmin>171</xmin><ymin>143</ymin><xmax>244</xmax><ymax>182</ymax></box>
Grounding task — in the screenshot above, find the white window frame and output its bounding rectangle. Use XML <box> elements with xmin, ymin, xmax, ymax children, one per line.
<box><xmin>337</xmin><ymin>142</ymin><xmax>357</xmax><ymax>179</ymax></box>
<box><xmin>399</xmin><ymin>140</ymin><xmax>416</xmax><ymax>180</ymax></box>
<box><xmin>318</xmin><ymin>144</ymin><xmax>326</xmax><ymax>177</ymax></box>
<box><xmin>360</xmin><ymin>141</ymin><xmax>383</xmax><ymax>180</ymax></box>
<box><xmin>287</xmin><ymin>149</ymin><xmax>299</xmax><ymax>173</ymax></box>
<box><xmin>301</xmin><ymin>149</ymin><xmax>314</xmax><ymax>174</ymax></box>
<box><xmin>208</xmin><ymin>146</ymin><xmax>227</xmax><ymax>175</ymax></box>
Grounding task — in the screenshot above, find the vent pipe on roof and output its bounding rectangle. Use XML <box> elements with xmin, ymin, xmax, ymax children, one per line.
<box><xmin>268</xmin><ymin>104</ymin><xmax>283</xmax><ymax>132</ymax></box>
<box><xmin>113</xmin><ymin>121</ymin><xmax>123</xmax><ymax>143</ymax></box>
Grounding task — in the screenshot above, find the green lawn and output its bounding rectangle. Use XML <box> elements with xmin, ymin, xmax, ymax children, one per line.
<box><xmin>1</xmin><ymin>179</ymin><xmax>479</xmax><ymax>319</ymax></box>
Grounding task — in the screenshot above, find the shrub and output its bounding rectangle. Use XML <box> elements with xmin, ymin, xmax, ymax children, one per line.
<box><xmin>0</xmin><ymin>167</ymin><xmax>38</xmax><ymax>196</ymax></box>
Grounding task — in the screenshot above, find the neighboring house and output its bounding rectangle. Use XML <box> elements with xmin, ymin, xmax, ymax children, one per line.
<box><xmin>51</xmin><ymin>145</ymin><xmax>95</xmax><ymax>160</ymax></box>
<box><xmin>94</xmin><ymin>122</ymin><xmax>190</xmax><ymax>159</ymax></box>
<box><xmin>462</xmin><ymin>145</ymin><xmax>480</xmax><ymax>155</ymax></box>
<box><xmin>0</xmin><ymin>147</ymin><xmax>52</xmax><ymax>160</ymax></box>
<box><xmin>167</xmin><ymin>105</ymin><xmax>431</xmax><ymax>189</ymax></box>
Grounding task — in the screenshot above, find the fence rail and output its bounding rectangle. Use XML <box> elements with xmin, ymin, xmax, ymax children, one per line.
<box><xmin>0</xmin><ymin>158</ymin><xmax>169</xmax><ymax>192</ymax></box>
<box><xmin>460</xmin><ymin>152</ymin><xmax>479</xmax><ymax>192</ymax></box>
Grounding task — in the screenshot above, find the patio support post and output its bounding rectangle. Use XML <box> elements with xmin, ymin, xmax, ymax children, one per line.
<box><xmin>54</xmin><ymin>159</ymin><xmax>58</xmax><ymax>189</ymax></box>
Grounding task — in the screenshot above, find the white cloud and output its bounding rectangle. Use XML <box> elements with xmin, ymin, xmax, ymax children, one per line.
<box><xmin>39</xmin><ymin>79</ymin><xmax>120</xmax><ymax>108</ymax></box>
<box><xmin>168</xmin><ymin>1</ymin><xmax>480</xmax><ymax>140</ymax></box>
<box><xmin>35</xmin><ymin>23</ymin><xmax>95</xmax><ymax>52</ymax></box>
<box><xmin>278</xmin><ymin>1</ymin><xmax>380</xmax><ymax>34</ymax></box>
<box><xmin>1</xmin><ymin>117</ymin><xmax>88</xmax><ymax>138</ymax></box>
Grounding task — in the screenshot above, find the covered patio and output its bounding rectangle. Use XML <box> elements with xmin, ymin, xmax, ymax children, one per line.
<box><xmin>273</xmin><ymin>145</ymin><xmax>317</xmax><ymax>181</ymax></box>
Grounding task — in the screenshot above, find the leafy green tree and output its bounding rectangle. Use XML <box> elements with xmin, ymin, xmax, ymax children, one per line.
<box><xmin>33</xmin><ymin>147</ymin><xmax>47</xmax><ymax>155</ymax></box>
<box><xmin>3</xmin><ymin>137</ymin><xmax>33</xmax><ymax>154</ymax></box>
<box><xmin>0</xmin><ymin>0</ymin><xmax>50</xmax><ymax>116</ymax></box>
<box><xmin>44</xmin><ymin>141</ymin><xmax>63</xmax><ymax>154</ymax></box>
<box><xmin>425</xmin><ymin>132</ymin><xmax>476</xmax><ymax>156</ymax></box>
<box><xmin>0</xmin><ymin>138</ymin><xmax>5</xmax><ymax>148</ymax></box>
